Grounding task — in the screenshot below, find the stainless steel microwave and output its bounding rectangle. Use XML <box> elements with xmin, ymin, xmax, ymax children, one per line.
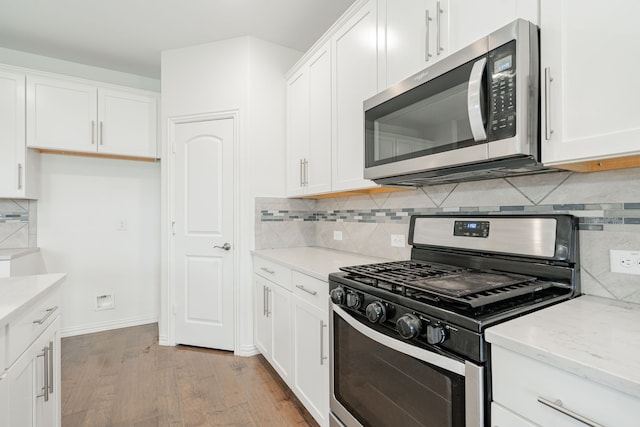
<box><xmin>364</xmin><ymin>19</ymin><xmax>548</xmax><ymax>186</ymax></box>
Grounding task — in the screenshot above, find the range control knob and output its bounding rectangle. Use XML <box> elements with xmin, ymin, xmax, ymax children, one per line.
<box><xmin>330</xmin><ymin>287</ymin><xmax>346</xmax><ymax>305</ymax></box>
<box><xmin>365</xmin><ymin>302</ymin><xmax>387</xmax><ymax>323</ymax></box>
<box><xmin>346</xmin><ymin>292</ymin><xmax>362</xmax><ymax>309</ymax></box>
<box><xmin>426</xmin><ymin>324</ymin><xmax>446</xmax><ymax>345</ymax></box>
<box><xmin>396</xmin><ymin>314</ymin><xmax>422</xmax><ymax>339</ymax></box>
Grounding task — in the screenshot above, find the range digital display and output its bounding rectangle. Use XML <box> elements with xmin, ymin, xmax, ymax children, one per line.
<box><xmin>453</xmin><ymin>221</ymin><xmax>490</xmax><ymax>238</ymax></box>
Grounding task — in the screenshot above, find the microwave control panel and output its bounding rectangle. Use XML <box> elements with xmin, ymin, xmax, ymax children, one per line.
<box><xmin>487</xmin><ymin>40</ymin><xmax>516</xmax><ymax>142</ymax></box>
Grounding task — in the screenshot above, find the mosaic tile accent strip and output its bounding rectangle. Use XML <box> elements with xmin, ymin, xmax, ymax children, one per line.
<box><xmin>260</xmin><ymin>203</ymin><xmax>640</xmax><ymax>231</ymax></box>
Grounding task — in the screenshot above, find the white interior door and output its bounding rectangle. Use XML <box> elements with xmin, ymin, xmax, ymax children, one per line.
<box><xmin>173</xmin><ymin>117</ymin><xmax>235</xmax><ymax>350</ymax></box>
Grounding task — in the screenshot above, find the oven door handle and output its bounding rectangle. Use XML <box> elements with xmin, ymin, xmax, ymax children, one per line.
<box><xmin>332</xmin><ymin>304</ymin><xmax>465</xmax><ymax>376</ymax></box>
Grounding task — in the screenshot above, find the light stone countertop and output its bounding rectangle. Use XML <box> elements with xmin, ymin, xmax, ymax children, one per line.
<box><xmin>252</xmin><ymin>247</ymin><xmax>389</xmax><ymax>282</ymax></box>
<box><xmin>0</xmin><ymin>273</ymin><xmax>66</xmax><ymax>324</ymax></box>
<box><xmin>486</xmin><ymin>295</ymin><xmax>640</xmax><ymax>399</ymax></box>
<box><xmin>0</xmin><ymin>247</ymin><xmax>40</xmax><ymax>261</ymax></box>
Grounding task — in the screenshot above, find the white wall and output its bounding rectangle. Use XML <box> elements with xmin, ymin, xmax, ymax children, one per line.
<box><xmin>38</xmin><ymin>155</ymin><xmax>161</xmax><ymax>335</ymax></box>
<box><xmin>161</xmin><ymin>36</ymin><xmax>301</xmax><ymax>353</ymax></box>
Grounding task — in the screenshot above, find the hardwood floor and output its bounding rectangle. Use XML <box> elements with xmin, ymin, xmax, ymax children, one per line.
<box><xmin>61</xmin><ymin>324</ymin><xmax>319</xmax><ymax>427</ymax></box>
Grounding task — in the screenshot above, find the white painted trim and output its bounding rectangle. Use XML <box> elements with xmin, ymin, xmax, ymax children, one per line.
<box><xmin>165</xmin><ymin>110</ymin><xmax>241</xmax><ymax>353</ymax></box>
<box><xmin>61</xmin><ymin>316</ymin><xmax>158</xmax><ymax>338</ymax></box>
<box><xmin>236</xmin><ymin>345</ymin><xmax>260</xmax><ymax>357</ymax></box>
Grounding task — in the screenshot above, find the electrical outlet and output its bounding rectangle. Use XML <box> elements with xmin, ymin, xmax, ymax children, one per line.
<box><xmin>116</xmin><ymin>219</ymin><xmax>127</xmax><ymax>231</ymax></box>
<box><xmin>391</xmin><ymin>234</ymin><xmax>406</xmax><ymax>248</ymax></box>
<box><xmin>333</xmin><ymin>230</ymin><xmax>343</xmax><ymax>241</ymax></box>
<box><xmin>610</xmin><ymin>250</ymin><xmax>640</xmax><ymax>275</ymax></box>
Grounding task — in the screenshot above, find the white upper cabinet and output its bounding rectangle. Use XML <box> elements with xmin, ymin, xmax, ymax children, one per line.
<box><xmin>286</xmin><ymin>43</ymin><xmax>332</xmax><ymax>197</ymax></box>
<box><xmin>0</xmin><ymin>70</ymin><xmax>38</xmax><ymax>199</ymax></box>
<box><xmin>331</xmin><ymin>0</ymin><xmax>378</xmax><ymax>192</ymax></box>
<box><xmin>26</xmin><ymin>75</ymin><xmax>158</xmax><ymax>159</ymax></box>
<box><xmin>448</xmin><ymin>0</ymin><xmax>538</xmax><ymax>53</ymax></box>
<box><xmin>379</xmin><ymin>0</ymin><xmax>449</xmax><ymax>88</ymax></box>
<box><xmin>97</xmin><ymin>89</ymin><xmax>158</xmax><ymax>158</ymax></box>
<box><xmin>540</xmin><ymin>0</ymin><xmax>640</xmax><ymax>170</ymax></box>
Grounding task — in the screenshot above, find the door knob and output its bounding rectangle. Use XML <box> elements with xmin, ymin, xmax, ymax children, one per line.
<box><xmin>214</xmin><ymin>242</ymin><xmax>231</xmax><ymax>251</ymax></box>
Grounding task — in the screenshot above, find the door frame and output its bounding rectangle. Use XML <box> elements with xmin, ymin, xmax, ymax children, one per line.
<box><xmin>165</xmin><ymin>110</ymin><xmax>241</xmax><ymax>351</ymax></box>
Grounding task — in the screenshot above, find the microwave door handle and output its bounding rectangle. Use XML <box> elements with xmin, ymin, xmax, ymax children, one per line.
<box><xmin>467</xmin><ymin>57</ymin><xmax>487</xmax><ymax>142</ymax></box>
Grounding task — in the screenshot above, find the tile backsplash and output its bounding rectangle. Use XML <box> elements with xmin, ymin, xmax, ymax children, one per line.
<box><xmin>256</xmin><ymin>168</ymin><xmax>640</xmax><ymax>305</ymax></box>
<box><xmin>0</xmin><ymin>199</ymin><xmax>37</xmax><ymax>248</ymax></box>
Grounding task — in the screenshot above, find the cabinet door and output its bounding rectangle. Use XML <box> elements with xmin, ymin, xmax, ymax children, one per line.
<box><xmin>0</xmin><ymin>70</ymin><xmax>27</xmax><ymax>198</ymax></box>
<box><xmin>381</xmin><ymin>0</ymin><xmax>429</xmax><ymax>88</ymax></box>
<box><xmin>448</xmin><ymin>0</ymin><xmax>538</xmax><ymax>53</ymax></box>
<box><xmin>7</xmin><ymin>318</ymin><xmax>60</xmax><ymax>427</ymax></box>
<box><xmin>0</xmin><ymin>371</ymin><xmax>7</xmax><ymax>427</ymax></box>
<box><xmin>286</xmin><ymin>68</ymin><xmax>309</xmax><ymax>196</ymax></box>
<box><xmin>270</xmin><ymin>282</ymin><xmax>292</xmax><ymax>384</ymax></box>
<box><xmin>254</xmin><ymin>275</ymin><xmax>272</xmax><ymax>358</ymax></box>
<box><xmin>26</xmin><ymin>76</ymin><xmax>97</xmax><ymax>153</ymax></box>
<box><xmin>97</xmin><ymin>88</ymin><xmax>158</xmax><ymax>158</ymax></box>
<box><xmin>541</xmin><ymin>0</ymin><xmax>640</xmax><ymax>167</ymax></box>
<box><xmin>307</xmin><ymin>43</ymin><xmax>333</xmax><ymax>195</ymax></box>
<box><xmin>332</xmin><ymin>0</ymin><xmax>378</xmax><ymax>192</ymax></box>
<box><xmin>292</xmin><ymin>296</ymin><xmax>329</xmax><ymax>427</ymax></box>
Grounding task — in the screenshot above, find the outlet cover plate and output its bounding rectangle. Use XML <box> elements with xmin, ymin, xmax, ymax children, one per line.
<box><xmin>610</xmin><ymin>249</ymin><xmax>640</xmax><ymax>275</ymax></box>
<box><xmin>391</xmin><ymin>234</ymin><xmax>405</xmax><ymax>248</ymax></box>
<box><xmin>333</xmin><ymin>230</ymin><xmax>343</xmax><ymax>241</ymax></box>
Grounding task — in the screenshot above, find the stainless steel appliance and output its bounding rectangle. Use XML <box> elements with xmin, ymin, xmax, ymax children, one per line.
<box><xmin>363</xmin><ymin>19</ymin><xmax>549</xmax><ymax>186</ymax></box>
<box><xmin>329</xmin><ymin>214</ymin><xmax>580</xmax><ymax>427</ymax></box>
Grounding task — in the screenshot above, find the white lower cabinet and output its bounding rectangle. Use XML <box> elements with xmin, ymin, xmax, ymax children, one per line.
<box><xmin>491</xmin><ymin>345</ymin><xmax>640</xmax><ymax>427</ymax></box>
<box><xmin>254</xmin><ymin>259</ymin><xmax>293</xmax><ymax>385</ymax></box>
<box><xmin>292</xmin><ymin>272</ymin><xmax>329</xmax><ymax>427</ymax></box>
<box><xmin>254</xmin><ymin>256</ymin><xmax>330</xmax><ymax>427</ymax></box>
<box><xmin>6</xmin><ymin>317</ymin><xmax>60</xmax><ymax>427</ymax></box>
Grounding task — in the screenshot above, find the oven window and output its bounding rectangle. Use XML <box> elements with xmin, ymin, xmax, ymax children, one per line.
<box><xmin>333</xmin><ymin>314</ymin><xmax>465</xmax><ymax>427</ymax></box>
<box><xmin>364</xmin><ymin>58</ymin><xmax>485</xmax><ymax>168</ymax></box>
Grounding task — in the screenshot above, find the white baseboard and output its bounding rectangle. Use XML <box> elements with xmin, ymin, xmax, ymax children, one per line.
<box><xmin>61</xmin><ymin>315</ymin><xmax>158</xmax><ymax>337</ymax></box>
<box><xmin>236</xmin><ymin>344</ymin><xmax>259</xmax><ymax>357</ymax></box>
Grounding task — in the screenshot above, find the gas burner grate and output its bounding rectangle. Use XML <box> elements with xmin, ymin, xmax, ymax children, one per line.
<box><xmin>340</xmin><ymin>260</ymin><xmax>564</xmax><ymax>309</ymax></box>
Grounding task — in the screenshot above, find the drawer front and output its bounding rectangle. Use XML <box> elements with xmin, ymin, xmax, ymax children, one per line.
<box><xmin>292</xmin><ymin>271</ymin><xmax>328</xmax><ymax>312</ymax></box>
<box><xmin>253</xmin><ymin>257</ymin><xmax>292</xmax><ymax>290</ymax></box>
<box><xmin>491</xmin><ymin>402</ymin><xmax>536</xmax><ymax>427</ymax></box>
<box><xmin>492</xmin><ymin>345</ymin><xmax>640</xmax><ymax>427</ymax></box>
<box><xmin>6</xmin><ymin>287</ymin><xmax>61</xmax><ymax>368</ymax></box>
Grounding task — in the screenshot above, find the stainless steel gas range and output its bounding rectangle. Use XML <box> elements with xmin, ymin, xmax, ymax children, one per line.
<box><xmin>328</xmin><ymin>214</ymin><xmax>580</xmax><ymax>427</ymax></box>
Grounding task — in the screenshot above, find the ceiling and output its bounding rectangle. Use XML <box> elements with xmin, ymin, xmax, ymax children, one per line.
<box><xmin>0</xmin><ymin>0</ymin><xmax>356</xmax><ymax>79</ymax></box>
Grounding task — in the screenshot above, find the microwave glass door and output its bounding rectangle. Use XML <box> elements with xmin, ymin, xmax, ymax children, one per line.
<box><xmin>365</xmin><ymin>59</ymin><xmax>486</xmax><ymax>168</ymax></box>
<box><xmin>332</xmin><ymin>313</ymin><xmax>466</xmax><ymax>427</ymax></box>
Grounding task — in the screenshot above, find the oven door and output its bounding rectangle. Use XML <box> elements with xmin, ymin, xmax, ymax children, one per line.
<box><xmin>330</xmin><ymin>304</ymin><xmax>484</xmax><ymax>427</ymax></box>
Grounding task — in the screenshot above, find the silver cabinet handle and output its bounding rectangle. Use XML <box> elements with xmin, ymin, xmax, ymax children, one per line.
<box><xmin>263</xmin><ymin>285</ymin><xmax>267</xmax><ymax>316</ymax></box>
<box><xmin>48</xmin><ymin>341</ymin><xmax>54</xmax><ymax>394</ymax></box>
<box><xmin>260</xmin><ymin>267</ymin><xmax>275</xmax><ymax>275</ymax></box>
<box><xmin>37</xmin><ymin>346</ymin><xmax>49</xmax><ymax>402</ymax></box>
<box><xmin>304</xmin><ymin>159</ymin><xmax>309</xmax><ymax>186</ymax></box>
<box><xmin>33</xmin><ymin>306</ymin><xmax>58</xmax><ymax>325</ymax></box>
<box><xmin>91</xmin><ymin>120</ymin><xmax>96</xmax><ymax>144</ymax></box>
<box><xmin>319</xmin><ymin>320</ymin><xmax>327</xmax><ymax>365</ymax></box>
<box><xmin>266</xmin><ymin>287</ymin><xmax>271</xmax><ymax>317</ymax></box>
<box><xmin>425</xmin><ymin>9</ymin><xmax>432</xmax><ymax>61</ymax></box>
<box><xmin>295</xmin><ymin>284</ymin><xmax>317</xmax><ymax>296</ymax></box>
<box><xmin>299</xmin><ymin>158</ymin><xmax>304</xmax><ymax>187</ymax></box>
<box><xmin>213</xmin><ymin>242</ymin><xmax>231</xmax><ymax>251</ymax></box>
<box><xmin>544</xmin><ymin>67</ymin><xmax>554</xmax><ymax>140</ymax></box>
<box><xmin>17</xmin><ymin>163</ymin><xmax>23</xmax><ymax>190</ymax></box>
<box><xmin>99</xmin><ymin>121</ymin><xmax>104</xmax><ymax>145</ymax></box>
<box><xmin>537</xmin><ymin>397</ymin><xmax>604</xmax><ymax>427</ymax></box>
<box><xmin>436</xmin><ymin>1</ymin><xmax>443</xmax><ymax>55</ymax></box>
